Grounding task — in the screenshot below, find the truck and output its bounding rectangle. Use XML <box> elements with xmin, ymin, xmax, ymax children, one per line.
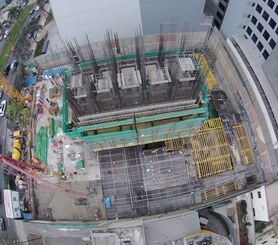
<box><xmin>12</xmin><ymin>139</ymin><xmax>22</xmax><ymax>160</ymax></box>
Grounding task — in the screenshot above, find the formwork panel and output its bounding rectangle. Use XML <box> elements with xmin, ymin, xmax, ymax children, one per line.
<box><xmin>201</xmin><ymin>181</ymin><xmax>237</xmax><ymax>202</ymax></box>
<box><xmin>233</xmin><ymin>123</ymin><xmax>254</xmax><ymax>165</ymax></box>
<box><xmin>190</xmin><ymin>118</ymin><xmax>233</xmax><ymax>178</ymax></box>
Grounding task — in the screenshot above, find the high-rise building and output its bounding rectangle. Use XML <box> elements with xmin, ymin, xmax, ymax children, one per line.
<box><xmin>205</xmin><ymin>0</ymin><xmax>278</xmax><ymax>163</ymax></box>
<box><xmin>50</xmin><ymin>0</ymin><xmax>213</xmax><ymax>43</ymax></box>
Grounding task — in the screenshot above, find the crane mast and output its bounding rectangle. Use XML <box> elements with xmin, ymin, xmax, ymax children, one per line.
<box><xmin>0</xmin><ymin>74</ymin><xmax>27</xmax><ymax>106</ymax></box>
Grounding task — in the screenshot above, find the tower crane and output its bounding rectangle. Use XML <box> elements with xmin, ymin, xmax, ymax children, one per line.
<box><xmin>0</xmin><ymin>74</ymin><xmax>27</xmax><ymax>107</ymax></box>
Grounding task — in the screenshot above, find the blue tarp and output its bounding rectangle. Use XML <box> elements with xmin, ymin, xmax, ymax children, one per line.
<box><xmin>42</xmin><ymin>68</ymin><xmax>66</xmax><ymax>79</ymax></box>
<box><xmin>25</xmin><ymin>75</ymin><xmax>37</xmax><ymax>86</ymax></box>
<box><xmin>103</xmin><ymin>196</ymin><xmax>111</xmax><ymax>208</ymax></box>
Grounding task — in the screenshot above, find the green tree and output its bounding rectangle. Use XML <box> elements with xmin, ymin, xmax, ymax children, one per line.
<box><xmin>6</xmin><ymin>6</ymin><xmax>21</xmax><ymax>20</ymax></box>
<box><xmin>27</xmin><ymin>21</ymin><xmax>43</xmax><ymax>43</ymax></box>
<box><xmin>14</xmin><ymin>34</ymin><xmax>31</xmax><ymax>59</ymax></box>
<box><xmin>6</xmin><ymin>102</ymin><xmax>30</xmax><ymax>128</ymax></box>
<box><xmin>6</xmin><ymin>101</ymin><xmax>24</xmax><ymax>122</ymax></box>
<box><xmin>0</xmin><ymin>20</ymin><xmax>13</xmax><ymax>33</ymax></box>
<box><xmin>0</xmin><ymin>231</ymin><xmax>18</xmax><ymax>245</ymax></box>
<box><xmin>36</xmin><ymin>0</ymin><xmax>50</xmax><ymax>14</ymax></box>
<box><xmin>255</xmin><ymin>221</ymin><xmax>267</xmax><ymax>233</ymax></box>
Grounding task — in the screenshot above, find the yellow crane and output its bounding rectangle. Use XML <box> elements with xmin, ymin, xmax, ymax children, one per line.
<box><xmin>0</xmin><ymin>74</ymin><xmax>27</xmax><ymax>107</ymax></box>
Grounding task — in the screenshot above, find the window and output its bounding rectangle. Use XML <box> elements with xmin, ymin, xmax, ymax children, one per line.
<box><xmin>253</xmin><ymin>208</ymin><xmax>256</xmax><ymax>216</ymax></box>
<box><xmin>246</xmin><ymin>26</ymin><xmax>252</xmax><ymax>35</ymax></box>
<box><xmin>263</xmin><ymin>49</ymin><xmax>270</xmax><ymax>60</ymax></box>
<box><xmin>275</xmin><ymin>5</ymin><xmax>278</xmax><ymax>15</ymax></box>
<box><xmin>251</xmin><ymin>16</ymin><xmax>257</xmax><ymax>25</ymax></box>
<box><xmin>263</xmin><ymin>30</ymin><xmax>270</xmax><ymax>40</ymax></box>
<box><xmin>214</xmin><ymin>20</ymin><xmax>220</xmax><ymax>29</ymax></box>
<box><xmin>258</xmin><ymin>191</ymin><xmax>262</xmax><ymax>198</ymax></box>
<box><xmin>252</xmin><ymin>33</ymin><xmax>258</xmax><ymax>43</ymax></box>
<box><xmin>269</xmin><ymin>18</ymin><xmax>277</xmax><ymax>29</ymax></box>
<box><xmin>216</xmin><ymin>11</ymin><xmax>223</xmax><ymax>19</ymax></box>
<box><xmin>257</xmin><ymin>22</ymin><xmax>264</xmax><ymax>32</ymax></box>
<box><xmin>267</xmin><ymin>0</ymin><xmax>275</xmax><ymax>9</ymax></box>
<box><xmin>219</xmin><ymin>2</ymin><xmax>225</xmax><ymax>12</ymax></box>
<box><xmin>251</xmin><ymin>192</ymin><xmax>253</xmax><ymax>199</ymax></box>
<box><xmin>269</xmin><ymin>38</ymin><xmax>276</xmax><ymax>49</ymax></box>
<box><xmin>262</xmin><ymin>11</ymin><xmax>270</xmax><ymax>21</ymax></box>
<box><xmin>257</xmin><ymin>41</ymin><xmax>264</xmax><ymax>51</ymax></box>
<box><xmin>256</xmin><ymin>4</ymin><xmax>263</xmax><ymax>13</ymax></box>
<box><xmin>276</xmin><ymin>27</ymin><xmax>278</xmax><ymax>35</ymax></box>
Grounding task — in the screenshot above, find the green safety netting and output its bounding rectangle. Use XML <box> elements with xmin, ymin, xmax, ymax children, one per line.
<box><xmin>49</xmin><ymin>119</ymin><xmax>58</xmax><ymax>138</ymax></box>
<box><xmin>36</xmin><ymin>126</ymin><xmax>48</xmax><ymax>164</ymax></box>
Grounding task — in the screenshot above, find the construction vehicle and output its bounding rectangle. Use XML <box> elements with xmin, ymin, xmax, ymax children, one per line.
<box><xmin>13</xmin><ymin>131</ymin><xmax>23</xmax><ymax>139</ymax></box>
<box><xmin>12</xmin><ymin>139</ymin><xmax>22</xmax><ymax>160</ymax></box>
<box><xmin>0</xmin><ymin>74</ymin><xmax>28</xmax><ymax>107</ymax></box>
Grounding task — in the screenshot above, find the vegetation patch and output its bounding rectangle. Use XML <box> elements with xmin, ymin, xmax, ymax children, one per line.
<box><xmin>34</xmin><ymin>38</ymin><xmax>45</xmax><ymax>57</ymax></box>
<box><xmin>44</xmin><ymin>11</ymin><xmax>53</xmax><ymax>26</ymax></box>
<box><xmin>6</xmin><ymin>101</ymin><xmax>31</xmax><ymax>128</ymax></box>
<box><xmin>0</xmin><ymin>4</ymin><xmax>34</xmax><ymax>72</ymax></box>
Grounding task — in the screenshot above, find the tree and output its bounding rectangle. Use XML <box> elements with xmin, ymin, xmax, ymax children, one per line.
<box><xmin>0</xmin><ymin>20</ymin><xmax>13</xmax><ymax>33</ymax></box>
<box><xmin>0</xmin><ymin>231</ymin><xmax>18</xmax><ymax>245</ymax></box>
<box><xmin>6</xmin><ymin>102</ymin><xmax>30</xmax><ymax>128</ymax></box>
<box><xmin>6</xmin><ymin>6</ymin><xmax>21</xmax><ymax>20</ymax></box>
<box><xmin>6</xmin><ymin>101</ymin><xmax>24</xmax><ymax>123</ymax></box>
<box><xmin>14</xmin><ymin>34</ymin><xmax>31</xmax><ymax>59</ymax></box>
<box><xmin>26</xmin><ymin>21</ymin><xmax>43</xmax><ymax>43</ymax></box>
<box><xmin>36</xmin><ymin>0</ymin><xmax>50</xmax><ymax>14</ymax></box>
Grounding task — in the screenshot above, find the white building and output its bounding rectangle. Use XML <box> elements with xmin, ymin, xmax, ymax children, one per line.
<box><xmin>49</xmin><ymin>0</ymin><xmax>213</xmax><ymax>44</ymax></box>
<box><xmin>250</xmin><ymin>182</ymin><xmax>278</xmax><ymax>222</ymax></box>
<box><xmin>3</xmin><ymin>190</ymin><xmax>22</xmax><ymax>219</ymax></box>
<box><xmin>205</xmin><ymin>0</ymin><xmax>278</xmax><ymax>165</ymax></box>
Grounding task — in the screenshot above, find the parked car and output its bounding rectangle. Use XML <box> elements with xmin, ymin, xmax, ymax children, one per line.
<box><xmin>35</xmin><ymin>5</ymin><xmax>40</xmax><ymax>11</ymax></box>
<box><xmin>11</xmin><ymin>60</ymin><xmax>18</xmax><ymax>71</ymax></box>
<box><xmin>3</xmin><ymin>30</ymin><xmax>9</xmax><ymax>39</ymax></box>
<box><xmin>0</xmin><ymin>100</ymin><xmax>7</xmax><ymax>117</ymax></box>
<box><xmin>0</xmin><ymin>217</ymin><xmax>5</xmax><ymax>231</ymax></box>
<box><xmin>29</xmin><ymin>8</ymin><xmax>35</xmax><ymax>15</ymax></box>
<box><xmin>27</xmin><ymin>30</ymin><xmax>33</xmax><ymax>38</ymax></box>
<box><xmin>3</xmin><ymin>64</ymin><xmax>10</xmax><ymax>76</ymax></box>
<box><xmin>0</xmin><ymin>89</ymin><xmax>3</xmax><ymax>98</ymax></box>
<box><xmin>0</xmin><ymin>35</ymin><xmax>3</xmax><ymax>41</ymax></box>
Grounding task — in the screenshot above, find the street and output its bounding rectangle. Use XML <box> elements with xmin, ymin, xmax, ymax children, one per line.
<box><xmin>0</xmin><ymin>1</ymin><xmax>42</xmax><ymax>239</ymax></box>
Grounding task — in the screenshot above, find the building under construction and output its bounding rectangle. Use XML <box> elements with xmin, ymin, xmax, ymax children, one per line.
<box><xmin>30</xmin><ymin>28</ymin><xmax>276</xmax><ymax>220</ymax></box>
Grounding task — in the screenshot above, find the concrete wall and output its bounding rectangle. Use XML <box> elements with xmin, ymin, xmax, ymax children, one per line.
<box><xmin>250</xmin><ymin>186</ymin><xmax>269</xmax><ymax>222</ymax></box>
<box><xmin>265</xmin><ymin>182</ymin><xmax>278</xmax><ymax>219</ymax></box>
<box><xmin>50</xmin><ymin>0</ymin><xmax>210</xmax><ymax>44</ymax></box>
<box><xmin>220</xmin><ymin>0</ymin><xmax>249</xmax><ymax>39</ymax></box>
<box><xmin>139</xmin><ymin>0</ymin><xmax>209</xmax><ymax>34</ymax></box>
<box><xmin>50</xmin><ymin>0</ymin><xmax>142</xmax><ymax>43</ymax></box>
<box><xmin>262</xmin><ymin>45</ymin><xmax>278</xmax><ymax>104</ymax></box>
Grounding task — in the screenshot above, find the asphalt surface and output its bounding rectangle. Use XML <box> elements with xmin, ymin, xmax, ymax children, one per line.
<box><xmin>0</xmin><ymin>2</ymin><xmax>41</xmax><ymax>239</ymax></box>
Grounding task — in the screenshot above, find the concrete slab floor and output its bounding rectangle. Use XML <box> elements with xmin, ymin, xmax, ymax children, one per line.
<box><xmin>34</xmin><ymin>180</ymin><xmax>107</xmax><ymax>221</ymax></box>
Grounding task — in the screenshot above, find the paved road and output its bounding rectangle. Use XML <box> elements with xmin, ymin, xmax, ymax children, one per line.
<box><xmin>15</xmin><ymin>221</ymin><xmax>95</xmax><ymax>244</ymax></box>
<box><xmin>0</xmin><ymin>2</ymin><xmax>42</xmax><ymax>238</ymax></box>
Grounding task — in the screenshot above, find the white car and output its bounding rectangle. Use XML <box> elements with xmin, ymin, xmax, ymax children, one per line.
<box><xmin>35</xmin><ymin>5</ymin><xmax>40</xmax><ymax>11</ymax></box>
<box><xmin>4</xmin><ymin>30</ymin><xmax>9</xmax><ymax>39</ymax></box>
<box><xmin>0</xmin><ymin>100</ymin><xmax>7</xmax><ymax>117</ymax></box>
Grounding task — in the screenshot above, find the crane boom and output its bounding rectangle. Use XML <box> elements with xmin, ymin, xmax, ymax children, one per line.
<box><xmin>0</xmin><ymin>74</ymin><xmax>26</xmax><ymax>106</ymax></box>
<box><xmin>0</xmin><ymin>155</ymin><xmax>89</xmax><ymax>196</ymax></box>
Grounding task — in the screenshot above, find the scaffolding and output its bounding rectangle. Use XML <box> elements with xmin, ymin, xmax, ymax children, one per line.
<box><xmin>233</xmin><ymin>123</ymin><xmax>254</xmax><ymax>165</ymax></box>
<box><xmin>190</xmin><ymin>118</ymin><xmax>233</xmax><ymax>178</ymax></box>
